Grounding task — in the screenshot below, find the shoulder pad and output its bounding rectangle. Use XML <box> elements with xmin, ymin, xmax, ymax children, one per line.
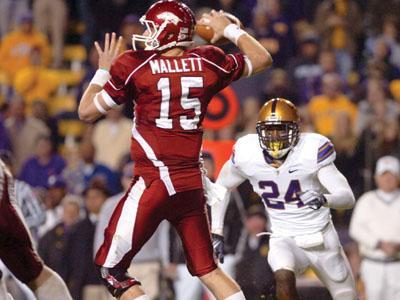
<box><xmin>189</xmin><ymin>45</ymin><xmax>227</xmax><ymax>64</ymax></box>
<box><xmin>232</xmin><ymin>134</ymin><xmax>259</xmax><ymax>166</ymax></box>
<box><xmin>297</xmin><ymin>133</ymin><xmax>336</xmax><ymax>168</ymax></box>
<box><xmin>316</xmin><ymin>135</ymin><xmax>336</xmax><ymax>167</ymax></box>
<box><xmin>109</xmin><ymin>50</ymin><xmax>157</xmax><ymax>87</ymax></box>
<box><xmin>112</xmin><ymin>50</ymin><xmax>156</xmax><ymax>71</ymax></box>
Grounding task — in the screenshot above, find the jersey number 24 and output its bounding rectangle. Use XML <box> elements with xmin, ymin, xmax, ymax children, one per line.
<box><xmin>258</xmin><ymin>180</ymin><xmax>305</xmax><ymax>210</ymax></box>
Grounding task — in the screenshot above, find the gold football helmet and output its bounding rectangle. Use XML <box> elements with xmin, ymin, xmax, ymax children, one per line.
<box><xmin>256</xmin><ymin>98</ymin><xmax>300</xmax><ymax>159</ymax></box>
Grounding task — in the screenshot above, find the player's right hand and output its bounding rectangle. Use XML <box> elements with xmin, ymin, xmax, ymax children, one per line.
<box><xmin>298</xmin><ymin>190</ymin><xmax>327</xmax><ymax>210</ymax></box>
<box><xmin>198</xmin><ymin>10</ymin><xmax>232</xmax><ymax>44</ymax></box>
<box><xmin>212</xmin><ymin>233</ymin><xmax>225</xmax><ymax>263</ymax></box>
<box><xmin>94</xmin><ymin>32</ymin><xmax>123</xmax><ymax>71</ymax></box>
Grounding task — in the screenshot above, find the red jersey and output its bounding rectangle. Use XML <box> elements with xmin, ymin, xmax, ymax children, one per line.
<box><xmin>102</xmin><ymin>46</ymin><xmax>246</xmax><ymax>194</ymax></box>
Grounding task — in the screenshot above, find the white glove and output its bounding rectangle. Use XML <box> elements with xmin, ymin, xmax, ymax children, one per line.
<box><xmin>202</xmin><ymin>175</ymin><xmax>228</xmax><ymax>205</ymax></box>
<box><xmin>297</xmin><ymin>190</ymin><xmax>327</xmax><ymax>210</ymax></box>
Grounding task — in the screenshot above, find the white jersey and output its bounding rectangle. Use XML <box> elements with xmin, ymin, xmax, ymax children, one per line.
<box><xmin>232</xmin><ymin>133</ymin><xmax>336</xmax><ymax>236</ymax></box>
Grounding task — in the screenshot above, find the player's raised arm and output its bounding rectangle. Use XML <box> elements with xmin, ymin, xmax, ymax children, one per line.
<box><xmin>317</xmin><ymin>163</ymin><xmax>355</xmax><ymax>209</ymax></box>
<box><xmin>78</xmin><ymin>33</ymin><xmax>123</xmax><ymax>122</ymax></box>
<box><xmin>198</xmin><ymin>10</ymin><xmax>273</xmax><ymax>76</ymax></box>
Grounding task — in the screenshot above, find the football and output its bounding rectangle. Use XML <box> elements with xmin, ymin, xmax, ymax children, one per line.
<box><xmin>195</xmin><ymin>12</ymin><xmax>244</xmax><ymax>45</ymax></box>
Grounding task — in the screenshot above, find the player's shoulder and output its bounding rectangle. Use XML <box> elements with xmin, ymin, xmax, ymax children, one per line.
<box><xmin>232</xmin><ymin>134</ymin><xmax>259</xmax><ymax>164</ymax></box>
<box><xmin>235</xmin><ymin>134</ymin><xmax>259</xmax><ymax>150</ymax></box>
<box><xmin>190</xmin><ymin>45</ymin><xmax>226</xmax><ymax>56</ymax></box>
<box><xmin>189</xmin><ymin>45</ymin><xmax>229</xmax><ymax>64</ymax></box>
<box><xmin>109</xmin><ymin>50</ymin><xmax>158</xmax><ymax>83</ymax></box>
<box><xmin>111</xmin><ymin>50</ymin><xmax>156</xmax><ymax>73</ymax></box>
<box><xmin>299</xmin><ymin>132</ymin><xmax>332</xmax><ymax>145</ymax></box>
<box><xmin>295</xmin><ymin>132</ymin><xmax>335</xmax><ymax>166</ymax></box>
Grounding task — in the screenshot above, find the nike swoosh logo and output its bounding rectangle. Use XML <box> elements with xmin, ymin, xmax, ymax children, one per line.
<box><xmin>288</xmin><ymin>169</ymin><xmax>299</xmax><ymax>173</ymax></box>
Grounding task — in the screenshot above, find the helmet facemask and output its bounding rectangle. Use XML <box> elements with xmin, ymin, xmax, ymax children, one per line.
<box><xmin>132</xmin><ymin>16</ymin><xmax>194</xmax><ymax>51</ymax></box>
<box><xmin>132</xmin><ymin>17</ymin><xmax>161</xmax><ymax>51</ymax></box>
<box><xmin>256</xmin><ymin>122</ymin><xmax>299</xmax><ymax>159</ymax></box>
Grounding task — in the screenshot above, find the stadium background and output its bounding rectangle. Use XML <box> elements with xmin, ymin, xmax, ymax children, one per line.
<box><xmin>0</xmin><ymin>0</ymin><xmax>399</xmax><ymax>299</ymax></box>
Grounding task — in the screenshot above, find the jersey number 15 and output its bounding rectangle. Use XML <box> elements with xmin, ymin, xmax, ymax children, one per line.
<box><xmin>156</xmin><ymin>77</ymin><xmax>203</xmax><ymax>130</ymax></box>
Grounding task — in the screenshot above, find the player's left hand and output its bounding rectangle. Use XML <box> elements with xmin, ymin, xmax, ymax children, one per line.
<box><xmin>94</xmin><ymin>32</ymin><xmax>123</xmax><ymax>71</ymax></box>
<box><xmin>298</xmin><ymin>190</ymin><xmax>327</xmax><ymax>210</ymax></box>
<box><xmin>198</xmin><ymin>10</ymin><xmax>232</xmax><ymax>44</ymax></box>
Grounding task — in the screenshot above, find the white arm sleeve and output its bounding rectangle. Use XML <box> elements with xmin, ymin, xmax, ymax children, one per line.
<box><xmin>317</xmin><ymin>163</ymin><xmax>355</xmax><ymax>209</ymax></box>
<box><xmin>211</xmin><ymin>159</ymin><xmax>247</xmax><ymax>235</ymax></box>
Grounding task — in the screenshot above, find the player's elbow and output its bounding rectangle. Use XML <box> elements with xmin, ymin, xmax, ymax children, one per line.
<box><xmin>262</xmin><ymin>51</ymin><xmax>273</xmax><ymax>68</ymax></box>
<box><xmin>251</xmin><ymin>51</ymin><xmax>273</xmax><ymax>74</ymax></box>
<box><xmin>340</xmin><ymin>190</ymin><xmax>356</xmax><ymax>209</ymax></box>
<box><xmin>78</xmin><ymin>105</ymin><xmax>96</xmax><ymax>123</ymax></box>
<box><xmin>78</xmin><ymin>106</ymin><xmax>89</xmax><ymax>121</ymax></box>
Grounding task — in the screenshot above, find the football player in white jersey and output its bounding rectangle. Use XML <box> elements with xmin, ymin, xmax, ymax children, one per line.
<box><xmin>210</xmin><ymin>98</ymin><xmax>357</xmax><ymax>300</ymax></box>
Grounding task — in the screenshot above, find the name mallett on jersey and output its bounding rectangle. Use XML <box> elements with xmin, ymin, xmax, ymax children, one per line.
<box><xmin>149</xmin><ymin>57</ymin><xmax>203</xmax><ymax>74</ymax></box>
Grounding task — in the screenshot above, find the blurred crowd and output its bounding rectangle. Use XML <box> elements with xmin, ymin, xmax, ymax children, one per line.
<box><xmin>1</xmin><ymin>0</ymin><xmax>400</xmax><ymax>299</ymax></box>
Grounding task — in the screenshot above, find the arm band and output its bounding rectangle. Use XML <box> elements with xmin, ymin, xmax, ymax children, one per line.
<box><xmin>94</xmin><ymin>95</ymin><xmax>107</xmax><ymax>114</ymax></box>
<box><xmin>244</xmin><ymin>55</ymin><xmax>253</xmax><ymax>77</ymax></box>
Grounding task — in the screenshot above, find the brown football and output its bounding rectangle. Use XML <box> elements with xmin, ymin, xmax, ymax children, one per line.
<box><xmin>195</xmin><ymin>12</ymin><xmax>244</xmax><ymax>45</ymax></box>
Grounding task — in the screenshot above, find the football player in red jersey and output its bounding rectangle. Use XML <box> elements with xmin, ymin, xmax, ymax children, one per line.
<box><xmin>79</xmin><ymin>1</ymin><xmax>272</xmax><ymax>299</ymax></box>
<box><xmin>0</xmin><ymin>159</ymin><xmax>72</xmax><ymax>300</ymax></box>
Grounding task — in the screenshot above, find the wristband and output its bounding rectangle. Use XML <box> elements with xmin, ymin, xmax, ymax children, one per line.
<box><xmin>90</xmin><ymin>69</ymin><xmax>111</xmax><ymax>87</ymax></box>
<box><xmin>223</xmin><ymin>23</ymin><xmax>246</xmax><ymax>45</ymax></box>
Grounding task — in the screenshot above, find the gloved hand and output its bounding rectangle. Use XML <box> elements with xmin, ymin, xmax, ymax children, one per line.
<box><xmin>297</xmin><ymin>190</ymin><xmax>327</xmax><ymax>210</ymax></box>
<box><xmin>212</xmin><ymin>233</ymin><xmax>225</xmax><ymax>263</ymax></box>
